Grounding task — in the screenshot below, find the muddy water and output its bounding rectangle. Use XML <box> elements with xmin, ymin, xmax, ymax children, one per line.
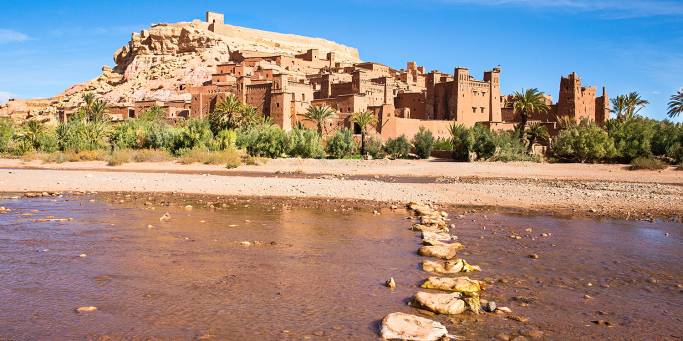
<box><xmin>0</xmin><ymin>194</ymin><xmax>681</xmax><ymax>341</ymax></box>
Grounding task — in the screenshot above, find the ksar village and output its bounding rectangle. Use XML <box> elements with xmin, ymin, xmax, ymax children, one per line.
<box><xmin>0</xmin><ymin>2</ymin><xmax>681</xmax><ymax>341</ymax></box>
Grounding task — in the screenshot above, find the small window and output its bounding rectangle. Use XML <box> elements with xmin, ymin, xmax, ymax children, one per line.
<box><xmin>480</xmin><ymin>107</ymin><xmax>485</xmax><ymax>113</ymax></box>
<box><xmin>472</xmin><ymin>107</ymin><xmax>476</xmax><ymax>113</ymax></box>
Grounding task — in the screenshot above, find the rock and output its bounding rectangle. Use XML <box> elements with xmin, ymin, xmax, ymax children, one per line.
<box><xmin>420</xmin><ymin>276</ymin><xmax>482</xmax><ymax>295</ymax></box>
<box><xmin>497</xmin><ymin>306</ymin><xmax>512</xmax><ymax>313</ymax></box>
<box><xmin>380</xmin><ymin>312</ymin><xmax>449</xmax><ymax>341</ymax></box>
<box><xmin>508</xmin><ymin>315</ymin><xmax>530</xmax><ymax>323</ymax></box>
<box><xmin>411</xmin><ymin>224</ymin><xmax>445</xmax><ymax>233</ymax></box>
<box><xmin>413</xmin><ymin>291</ymin><xmax>466</xmax><ymax>315</ymax></box>
<box><xmin>483</xmin><ymin>300</ymin><xmax>497</xmax><ymax>312</ymax></box>
<box><xmin>386</xmin><ymin>277</ymin><xmax>396</xmax><ymax>289</ymax></box>
<box><xmin>417</xmin><ymin>242</ymin><xmax>463</xmax><ymax>260</ymax></box>
<box><xmin>75</xmin><ymin>306</ymin><xmax>97</xmax><ymax>313</ymax></box>
<box><xmin>184</xmin><ymin>205</ymin><xmax>193</xmax><ymax>210</ymax></box>
<box><xmin>591</xmin><ymin>320</ymin><xmax>613</xmax><ymax>326</ymax></box>
<box><xmin>528</xmin><ymin>254</ymin><xmax>539</xmax><ymax>259</ymax></box>
<box><xmin>421</xmin><ymin>231</ymin><xmax>454</xmax><ymax>242</ymax></box>
<box><xmin>464</xmin><ymin>296</ymin><xmax>482</xmax><ymax>314</ymax></box>
<box><xmin>79</xmin><ymin>253</ymin><xmax>87</xmax><ymax>258</ymax></box>
<box><xmin>496</xmin><ymin>333</ymin><xmax>512</xmax><ymax>341</ymax></box>
<box><xmin>159</xmin><ymin>212</ymin><xmax>171</xmax><ymax>222</ymax></box>
<box><xmin>239</xmin><ymin>241</ymin><xmax>252</xmax><ymax>247</ymax></box>
<box><xmin>519</xmin><ymin>327</ymin><xmax>544</xmax><ymax>339</ymax></box>
<box><xmin>422</xmin><ymin>259</ymin><xmax>480</xmax><ymax>274</ymax></box>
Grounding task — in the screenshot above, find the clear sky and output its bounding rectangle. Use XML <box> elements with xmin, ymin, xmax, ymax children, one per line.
<box><xmin>0</xmin><ymin>0</ymin><xmax>681</xmax><ymax>121</ymax></box>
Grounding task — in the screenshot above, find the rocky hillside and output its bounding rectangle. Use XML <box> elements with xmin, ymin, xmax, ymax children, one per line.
<box><xmin>0</xmin><ymin>19</ymin><xmax>360</xmax><ymax>121</ymax></box>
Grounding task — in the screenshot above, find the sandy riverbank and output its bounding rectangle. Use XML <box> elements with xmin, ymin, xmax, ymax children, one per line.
<box><xmin>0</xmin><ymin>158</ymin><xmax>681</xmax><ymax>220</ymax></box>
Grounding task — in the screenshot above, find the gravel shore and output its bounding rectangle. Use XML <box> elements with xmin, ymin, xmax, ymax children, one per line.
<box><xmin>1</xmin><ymin>158</ymin><xmax>680</xmax><ymax>220</ymax></box>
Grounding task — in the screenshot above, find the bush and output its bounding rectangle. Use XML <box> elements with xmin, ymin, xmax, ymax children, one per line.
<box><xmin>132</xmin><ymin>149</ymin><xmax>172</xmax><ymax>162</ymax></box>
<box><xmin>607</xmin><ymin>118</ymin><xmax>656</xmax><ymax>162</ymax></box>
<box><xmin>470</xmin><ymin>124</ymin><xmax>496</xmax><ymax>159</ymax></box>
<box><xmin>412</xmin><ymin>127</ymin><xmax>434</xmax><ymax>159</ymax></box>
<box><xmin>286</xmin><ymin>127</ymin><xmax>324</xmax><ymax>158</ymax></box>
<box><xmin>552</xmin><ymin>122</ymin><xmax>617</xmax><ymax>162</ymax></box>
<box><xmin>0</xmin><ymin>118</ymin><xmax>13</xmax><ymax>153</ymax></box>
<box><xmin>365</xmin><ymin>136</ymin><xmax>385</xmax><ymax>159</ymax></box>
<box><xmin>236</xmin><ymin>124</ymin><xmax>286</xmax><ymax>158</ymax></box>
<box><xmin>210</xmin><ymin>129</ymin><xmax>237</xmax><ymax>151</ymax></box>
<box><xmin>173</xmin><ymin>119</ymin><xmax>212</xmax><ymax>153</ymax></box>
<box><xmin>110</xmin><ymin>120</ymin><xmax>145</xmax><ymax>150</ymax></box>
<box><xmin>449</xmin><ymin>124</ymin><xmax>473</xmax><ymax>161</ymax></box>
<box><xmin>57</xmin><ymin>120</ymin><xmax>110</xmax><ymax>152</ymax></box>
<box><xmin>326</xmin><ymin>128</ymin><xmax>356</xmax><ymax>159</ymax></box>
<box><xmin>178</xmin><ymin>148</ymin><xmax>242</xmax><ymax>165</ymax></box>
<box><xmin>651</xmin><ymin>121</ymin><xmax>683</xmax><ymax>163</ymax></box>
<box><xmin>489</xmin><ymin>131</ymin><xmax>537</xmax><ymax>162</ymax></box>
<box><xmin>433</xmin><ymin>137</ymin><xmax>453</xmax><ymax>151</ymax></box>
<box><xmin>107</xmin><ymin>149</ymin><xmax>132</xmax><ymax>166</ymax></box>
<box><xmin>384</xmin><ymin>135</ymin><xmax>412</xmax><ymax>159</ymax></box>
<box><xmin>630</xmin><ymin>156</ymin><xmax>668</xmax><ymax>170</ymax></box>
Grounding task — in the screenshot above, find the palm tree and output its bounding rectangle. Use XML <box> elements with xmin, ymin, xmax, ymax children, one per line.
<box><xmin>511</xmin><ymin>88</ymin><xmax>549</xmax><ymax>139</ymax></box>
<box><xmin>209</xmin><ymin>94</ymin><xmax>243</xmax><ymax>133</ymax></box>
<box><xmin>556</xmin><ymin>115</ymin><xmax>577</xmax><ymax>130</ymax></box>
<box><xmin>612</xmin><ymin>92</ymin><xmax>648</xmax><ymax>120</ymax></box>
<box><xmin>87</xmin><ymin>99</ymin><xmax>108</xmax><ymax>122</ymax></box>
<box><xmin>352</xmin><ymin>111</ymin><xmax>377</xmax><ymax>156</ymax></box>
<box><xmin>22</xmin><ymin>120</ymin><xmax>45</xmax><ymax>150</ymax></box>
<box><xmin>304</xmin><ymin>105</ymin><xmax>336</xmax><ymax>137</ymax></box>
<box><xmin>667</xmin><ymin>89</ymin><xmax>683</xmax><ymax>118</ymax></box>
<box><xmin>525</xmin><ymin>122</ymin><xmax>549</xmax><ymax>152</ymax></box>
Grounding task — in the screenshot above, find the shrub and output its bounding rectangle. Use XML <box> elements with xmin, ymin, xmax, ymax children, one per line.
<box><xmin>433</xmin><ymin>137</ymin><xmax>453</xmax><ymax>151</ymax></box>
<box><xmin>607</xmin><ymin>118</ymin><xmax>656</xmax><ymax>162</ymax></box>
<box><xmin>630</xmin><ymin>156</ymin><xmax>668</xmax><ymax>170</ymax></box>
<box><xmin>651</xmin><ymin>121</ymin><xmax>683</xmax><ymax>163</ymax></box>
<box><xmin>174</xmin><ymin>119</ymin><xmax>212</xmax><ymax>153</ymax></box>
<box><xmin>110</xmin><ymin>120</ymin><xmax>145</xmax><ymax>149</ymax></box>
<box><xmin>0</xmin><ymin>118</ymin><xmax>13</xmax><ymax>153</ymax></box>
<box><xmin>489</xmin><ymin>131</ymin><xmax>537</xmax><ymax>162</ymax></box>
<box><xmin>144</xmin><ymin>121</ymin><xmax>179</xmax><ymax>151</ymax></box>
<box><xmin>179</xmin><ymin>148</ymin><xmax>242</xmax><ymax>165</ymax></box>
<box><xmin>107</xmin><ymin>149</ymin><xmax>132</xmax><ymax>166</ymax></box>
<box><xmin>57</xmin><ymin>120</ymin><xmax>110</xmax><ymax>152</ymax></box>
<box><xmin>384</xmin><ymin>135</ymin><xmax>412</xmax><ymax>159</ymax></box>
<box><xmin>210</xmin><ymin>129</ymin><xmax>237</xmax><ymax>151</ymax></box>
<box><xmin>449</xmin><ymin>124</ymin><xmax>473</xmax><ymax>161</ymax></box>
<box><xmin>77</xmin><ymin>149</ymin><xmax>108</xmax><ymax>161</ymax></box>
<box><xmin>470</xmin><ymin>124</ymin><xmax>496</xmax><ymax>159</ymax></box>
<box><xmin>132</xmin><ymin>149</ymin><xmax>172</xmax><ymax>162</ymax></box>
<box><xmin>286</xmin><ymin>127</ymin><xmax>324</xmax><ymax>158</ymax></box>
<box><xmin>365</xmin><ymin>136</ymin><xmax>385</xmax><ymax>159</ymax></box>
<box><xmin>236</xmin><ymin>124</ymin><xmax>286</xmax><ymax>158</ymax></box>
<box><xmin>552</xmin><ymin>122</ymin><xmax>617</xmax><ymax>163</ymax></box>
<box><xmin>326</xmin><ymin>128</ymin><xmax>356</xmax><ymax>159</ymax></box>
<box><xmin>412</xmin><ymin>127</ymin><xmax>434</xmax><ymax>159</ymax></box>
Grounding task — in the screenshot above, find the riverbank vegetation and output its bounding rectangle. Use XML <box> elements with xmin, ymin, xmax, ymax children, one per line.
<box><xmin>0</xmin><ymin>91</ymin><xmax>681</xmax><ymax>169</ymax></box>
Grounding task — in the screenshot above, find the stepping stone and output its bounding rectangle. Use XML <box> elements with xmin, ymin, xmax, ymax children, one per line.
<box><xmin>380</xmin><ymin>312</ymin><xmax>449</xmax><ymax>341</ymax></box>
<box><xmin>413</xmin><ymin>291</ymin><xmax>466</xmax><ymax>315</ymax></box>
<box><xmin>421</xmin><ymin>276</ymin><xmax>482</xmax><ymax>295</ymax></box>
<box><xmin>418</xmin><ymin>242</ymin><xmax>463</xmax><ymax>260</ymax></box>
<box><xmin>421</xmin><ymin>231</ymin><xmax>454</xmax><ymax>242</ymax></box>
<box><xmin>422</xmin><ymin>259</ymin><xmax>481</xmax><ymax>274</ymax></box>
<box><xmin>411</xmin><ymin>224</ymin><xmax>447</xmax><ymax>233</ymax></box>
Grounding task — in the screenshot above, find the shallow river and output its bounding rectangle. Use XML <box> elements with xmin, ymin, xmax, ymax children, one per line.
<box><xmin>0</xmin><ymin>193</ymin><xmax>681</xmax><ymax>340</ymax></box>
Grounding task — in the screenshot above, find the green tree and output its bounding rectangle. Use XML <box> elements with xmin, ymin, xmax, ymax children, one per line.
<box><xmin>511</xmin><ymin>88</ymin><xmax>549</xmax><ymax>139</ymax></box>
<box><xmin>412</xmin><ymin>126</ymin><xmax>435</xmax><ymax>159</ymax></box>
<box><xmin>209</xmin><ymin>94</ymin><xmax>244</xmax><ymax>133</ymax></box>
<box><xmin>552</xmin><ymin>121</ymin><xmax>617</xmax><ymax>163</ymax></box>
<box><xmin>612</xmin><ymin>92</ymin><xmax>649</xmax><ymax>121</ymax></box>
<box><xmin>525</xmin><ymin>123</ymin><xmax>549</xmax><ymax>152</ymax></box>
<box><xmin>667</xmin><ymin>89</ymin><xmax>683</xmax><ymax>118</ymax></box>
<box><xmin>449</xmin><ymin>123</ymin><xmax>473</xmax><ymax>161</ymax></box>
<box><xmin>352</xmin><ymin>111</ymin><xmax>377</xmax><ymax>156</ymax></box>
<box><xmin>303</xmin><ymin>105</ymin><xmax>336</xmax><ymax>137</ymax></box>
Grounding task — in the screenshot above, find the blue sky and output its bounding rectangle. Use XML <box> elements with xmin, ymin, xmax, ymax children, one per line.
<box><xmin>0</xmin><ymin>0</ymin><xmax>681</xmax><ymax>121</ymax></box>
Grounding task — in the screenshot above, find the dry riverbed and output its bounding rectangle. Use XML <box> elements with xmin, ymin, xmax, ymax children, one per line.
<box><xmin>0</xmin><ymin>158</ymin><xmax>681</xmax><ymax>221</ymax></box>
<box><xmin>0</xmin><ymin>192</ymin><xmax>681</xmax><ymax>340</ymax></box>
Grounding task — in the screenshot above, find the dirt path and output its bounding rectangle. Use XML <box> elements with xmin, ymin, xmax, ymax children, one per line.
<box><xmin>1</xmin><ymin>158</ymin><xmax>680</xmax><ymax>220</ymax></box>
